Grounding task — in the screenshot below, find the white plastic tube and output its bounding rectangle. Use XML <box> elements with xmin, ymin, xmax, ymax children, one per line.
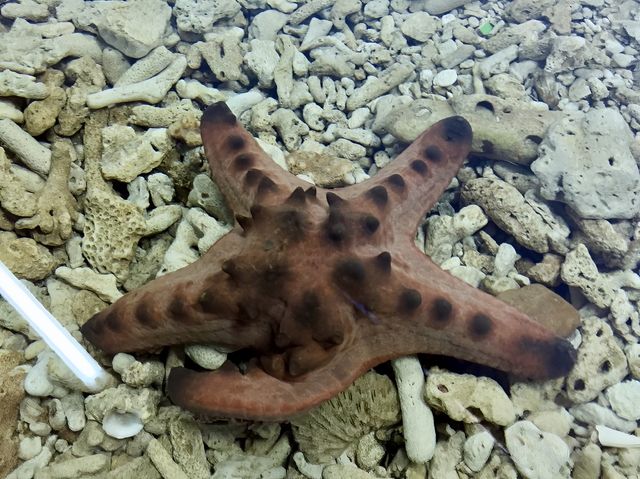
<box><xmin>0</xmin><ymin>260</ymin><xmax>109</xmax><ymax>391</ymax></box>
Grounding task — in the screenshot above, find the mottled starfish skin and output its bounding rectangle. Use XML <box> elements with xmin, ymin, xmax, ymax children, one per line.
<box><xmin>82</xmin><ymin>102</ymin><xmax>576</xmax><ymax>421</ymax></box>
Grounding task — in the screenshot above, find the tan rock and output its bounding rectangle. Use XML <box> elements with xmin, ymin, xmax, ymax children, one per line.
<box><xmin>497</xmin><ymin>283</ymin><xmax>580</xmax><ymax>337</ymax></box>
<box><xmin>0</xmin><ymin>231</ymin><xmax>56</xmax><ymax>280</ymax></box>
<box><xmin>0</xmin><ymin>349</ymin><xmax>27</xmax><ymax>478</ymax></box>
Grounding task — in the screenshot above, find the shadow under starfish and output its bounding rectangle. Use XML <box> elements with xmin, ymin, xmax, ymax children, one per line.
<box><xmin>81</xmin><ymin>102</ymin><xmax>576</xmax><ymax>421</ymax></box>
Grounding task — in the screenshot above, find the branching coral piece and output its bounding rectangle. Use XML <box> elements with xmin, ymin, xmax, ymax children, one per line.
<box><xmin>14</xmin><ymin>139</ymin><xmax>79</xmax><ymax>246</ymax></box>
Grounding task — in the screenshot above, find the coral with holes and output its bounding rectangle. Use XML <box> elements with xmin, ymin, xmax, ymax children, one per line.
<box><xmin>566</xmin><ymin>317</ymin><xmax>628</xmax><ymax>403</ymax></box>
<box><xmin>81</xmin><ymin>111</ymin><xmax>148</xmax><ymax>281</ymax></box>
<box><xmin>81</xmin><ymin>102</ymin><xmax>576</xmax><ymax>420</ymax></box>
<box><xmin>290</xmin><ymin>371</ymin><xmax>400</xmax><ymax>462</ymax></box>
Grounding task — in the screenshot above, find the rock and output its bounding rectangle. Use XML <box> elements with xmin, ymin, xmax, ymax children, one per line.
<box><xmin>570</xmin><ymin>215</ymin><xmax>629</xmax><ymax>268</ymax></box>
<box><xmin>527</xmin><ymin>407</ymin><xmax>573</xmax><ymax>438</ymax></box>
<box><xmin>0</xmin><ymin>117</ymin><xmax>51</xmax><ymax>175</ymax></box>
<box><xmin>30</xmin><ymin>454</ymin><xmax>110</xmax><ymax>478</ymax></box>
<box><xmin>286</xmin><ymin>150</ymin><xmax>357</xmax><ymax>188</ymax></box>
<box><xmin>505</xmin><ymin>421</ymin><xmax>571</xmax><ymax>479</ymax></box>
<box><xmin>86</xmin><ymin>55</ymin><xmax>187</xmax><ymax>109</ymax></box>
<box><xmin>346</xmin><ymin>62</ymin><xmax>414</xmax><ymax>110</ymax></box>
<box><xmin>572</xmin><ymin>443</ymin><xmax>602</xmax><ymax>479</ymax></box>
<box><xmin>497</xmin><ymin>284</ymin><xmax>580</xmax><ymax>337</ymax></box>
<box><xmin>60</xmin><ymin>392</ymin><xmax>86</xmax><ymax>432</ymax></box>
<box><xmin>424</xmin><ymin>205</ymin><xmax>488</xmax><ymax>264</ymax></box>
<box><xmin>429</xmin><ymin>431</ymin><xmax>465</xmax><ymax>478</ymax></box>
<box><xmin>356</xmin><ymin>432</ymin><xmax>385</xmax><ymax>470</ymax></box>
<box><xmin>24</xmin><ymin>70</ymin><xmax>67</xmax><ymax>136</ymax></box>
<box><xmin>627</xmin><ymin>344</ymin><xmax>640</xmax><ymax>379</ymax></box>
<box><xmin>605</xmin><ymin>380</ymin><xmax>640</xmax><ymax>421</ymax></box>
<box><xmin>55</xmin><ymin>266</ymin><xmax>122</xmax><ymax>303</ymax></box>
<box><xmin>0</xmin><ymin>350</ymin><xmax>26</xmax><ymax>478</ymax></box>
<box><xmin>147</xmin><ymin>439</ymin><xmax>190</xmax><ymax>479</ymax></box>
<box><xmin>424</xmin><ymin>369</ymin><xmax>516</xmax><ymax>426</ymax></box>
<box><xmin>433</xmin><ymin>69</ymin><xmax>457</xmax><ymax>87</ymax></box>
<box><xmin>569</xmin><ymin>402</ymin><xmax>636</xmax><ymax>432</ymax></box>
<box><xmin>461</xmin><ymin>176</ymin><xmax>569</xmax><ymax>254</ymax></box>
<box><xmin>89</xmin><ymin>0</ymin><xmax>172</xmax><ymax>58</ymax></box>
<box><xmin>173</xmin><ymin>0</ymin><xmax>241</xmax><ymax>34</ymax></box>
<box><xmin>0</xmin><ymin>231</ymin><xmax>57</xmax><ymax>281</ymax></box>
<box><xmin>423</xmin><ymin>0</ymin><xmax>474</xmax><ymax>15</ymax></box>
<box><xmin>566</xmin><ymin>317</ymin><xmax>628</xmax><ymax>403</ymax></box>
<box><xmin>187</xmin><ymin>173</ymin><xmax>233</xmax><ymax>223</ymax></box>
<box><xmin>560</xmin><ymin>244</ymin><xmax>616</xmax><ymax>309</ymax></box>
<box><xmin>463</xmin><ymin>431</ymin><xmax>494</xmax><ymax>472</ymax></box>
<box><xmin>111</xmin><ymin>353</ymin><xmax>164</xmax><ymax>387</ymax></box>
<box><xmin>100</xmin><ymin>125</ymin><xmax>173</xmax><ymax>182</ymax></box>
<box><xmin>169</xmin><ymin>416</ymin><xmax>209</xmax><ymax>479</ymax></box>
<box><xmin>184</xmin><ymin>344</ymin><xmax>227</xmax><ymax>370</ymax></box>
<box><xmin>197</xmin><ymin>34</ymin><xmax>247</xmax><ymax>84</ymax></box>
<box><xmin>545</xmin><ymin>35</ymin><xmax>593</xmax><ymax>73</ymax></box>
<box><xmin>0</xmin><ymin>18</ymin><xmax>101</xmax><ymax>75</ymax></box>
<box><xmin>379</xmin><ymin>94</ymin><xmax>563</xmax><ymax>165</ymax></box>
<box><xmin>322</xmin><ymin>464</ymin><xmax>377</xmax><ymax>479</ymax></box>
<box><xmin>391</xmin><ymin>356</ymin><xmax>435</xmax><ymax>463</ymax></box>
<box><xmin>400</xmin><ymin>12</ymin><xmax>439</xmax><ymax>42</ymax></box>
<box><xmin>532</xmin><ymin>108</ymin><xmax>640</xmax><ymax>219</ymax></box>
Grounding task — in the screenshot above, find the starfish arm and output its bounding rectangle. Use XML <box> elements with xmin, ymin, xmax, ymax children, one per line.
<box><xmin>167</xmin><ymin>353</ymin><xmax>373</xmax><ymax>421</ymax></box>
<box><xmin>81</xmin><ymin>231</ymin><xmax>273</xmax><ymax>354</ymax></box>
<box><xmin>200</xmin><ymin>102</ymin><xmax>312</xmax><ymax>217</ymax></box>
<box><xmin>364</xmin><ymin>246</ymin><xmax>577</xmax><ymax>380</ymax></box>
<box><xmin>340</xmin><ymin>116</ymin><xmax>473</xmax><ymax>239</ymax></box>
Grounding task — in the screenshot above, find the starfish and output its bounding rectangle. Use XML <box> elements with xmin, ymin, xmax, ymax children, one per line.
<box><xmin>81</xmin><ymin>102</ymin><xmax>576</xmax><ymax>421</ymax></box>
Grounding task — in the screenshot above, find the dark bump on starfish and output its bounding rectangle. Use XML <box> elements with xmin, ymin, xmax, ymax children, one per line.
<box><xmin>443</xmin><ymin>116</ymin><xmax>472</xmax><ymax>143</ymax></box>
<box><xmin>519</xmin><ymin>337</ymin><xmax>577</xmax><ymax>378</ymax></box>
<box><xmin>411</xmin><ymin>159</ymin><xmax>428</xmax><ymax>176</ymax></box>
<box><xmin>374</xmin><ymin>251</ymin><xmax>392</xmax><ymax>273</ymax></box>
<box><xmin>470</xmin><ymin>313</ymin><xmax>492</xmax><ymax>337</ymax></box>
<box><xmin>249</xmin><ymin>204</ymin><xmax>264</xmax><ymax>219</ymax></box>
<box><xmin>333</xmin><ymin>258</ymin><xmax>366</xmax><ymax>288</ymax></box>
<box><xmin>386</xmin><ymin>174</ymin><xmax>406</xmax><ymax>191</ymax></box>
<box><xmin>257</xmin><ymin>176</ymin><xmax>277</xmax><ymax>196</ymax></box>
<box><xmin>227</xmin><ymin>134</ymin><xmax>245</xmax><ymax>150</ymax></box>
<box><xmin>260</xmin><ymin>262</ymin><xmax>289</xmax><ymax>290</ymax></box>
<box><xmin>366</xmin><ymin>185</ymin><xmax>388</xmax><ymax>208</ymax></box>
<box><xmin>104</xmin><ymin>309</ymin><xmax>121</xmax><ymax>331</ymax></box>
<box><xmin>432</xmin><ymin>297</ymin><xmax>453</xmax><ymax>322</ymax></box>
<box><xmin>168</xmin><ymin>297</ymin><xmax>188</xmax><ymax>319</ymax></box>
<box><xmin>198</xmin><ymin>289</ymin><xmax>222</xmax><ymax>314</ymax></box>
<box><xmin>424</xmin><ymin>145</ymin><xmax>443</xmax><ymax>162</ymax></box>
<box><xmin>398</xmin><ymin>288</ymin><xmax>422</xmax><ymax>313</ymax></box>
<box><xmin>244</xmin><ymin>168</ymin><xmax>262</xmax><ymax>186</ymax></box>
<box><xmin>134</xmin><ymin>301</ymin><xmax>157</xmax><ymax>328</ymax></box>
<box><xmin>236</xmin><ymin>214</ymin><xmax>252</xmax><ymax>231</ymax></box>
<box><xmin>202</xmin><ymin>101</ymin><xmax>236</xmax><ymax>126</ymax></box>
<box><xmin>221</xmin><ymin>259</ymin><xmax>240</xmax><ymax>278</ymax></box>
<box><xmin>286</xmin><ymin>187</ymin><xmax>306</xmax><ymax>205</ymax></box>
<box><xmin>326</xmin><ymin>191</ymin><xmax>345</xmax><ymax>207</ymax></box>
<box><xmin>305</xmin><ymin>186</ymin><xmax>317</xmax><ymax>198</ymax></box>
<box><xmin>326</xmin><ymin>210</ymin><xmax>348</xmax><ymax>243</ymax></box>
<box><xmin>278</xmin><ymin>209</ymin><xmax>305</xmax><ymax>241</ymax></box>
<box><xmin>275</xmin><ymin>332</ymin><xmax>290</xmax><ymax>349</ymax></box>
<box><xmin>233</xmin><ymin>153</ymin><xmax>254</xmax><ymax>171</ymax></box>
<box><xmin>362</xmin><ymin>215</ymin><xmax>380</xmax><ymax>235</ymax></box>
<box><xmin>295</xmin><ymin>291</ymin><xmax>322</xmax><ymax>328</ymax></box>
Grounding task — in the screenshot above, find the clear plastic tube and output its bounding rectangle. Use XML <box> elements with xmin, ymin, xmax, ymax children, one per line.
<box><xmin>0</xmin><ymin>260</ymin><xmax>110</xmax><ymax>391</ymax></box>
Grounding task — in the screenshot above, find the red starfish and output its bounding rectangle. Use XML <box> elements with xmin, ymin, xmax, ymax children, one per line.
<box><xmin>81</xmin><ymin>102</ymin><xmax>576</xmax><ymax>420</ymax></box>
